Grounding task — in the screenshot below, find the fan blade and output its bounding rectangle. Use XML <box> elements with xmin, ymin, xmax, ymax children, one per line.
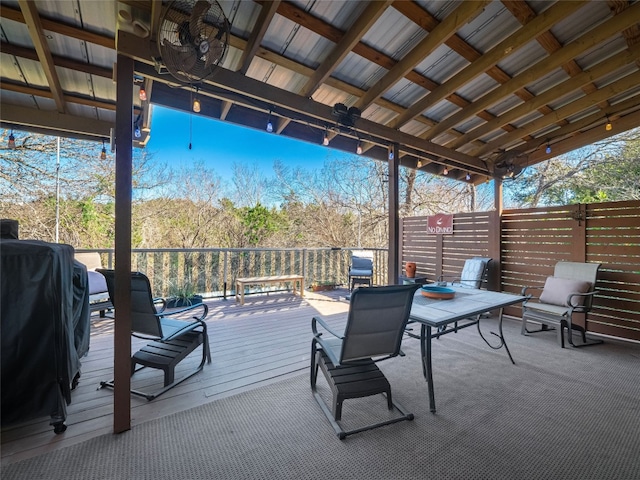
<box><xmin>190</xmin><ymin>0</ymin><xmax>211</xmax><ymax>39</ymax></box>
<box><xmin>162</xmin><ymin>40</ymin><xmax>198</xmax><ymax>73</ymax></box>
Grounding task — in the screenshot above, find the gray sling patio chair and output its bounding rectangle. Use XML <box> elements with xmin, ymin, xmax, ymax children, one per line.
<box><xmin>311</xmin><ymin>284</ymin><xmax>420</xmax><ymax>439</ymax></box>
<box><xmin>520</xmin><ymin>261</ymin><xmax>602</xmax><ymax>348</ymax></box>
<box><xmin>97</xmin><ymin>269</ymin><xmax>211</xmax><ymax>400</ymax></box>
<box><xmin>348</xmin><ymin>251</ymin><xmax>374</xmax><ymax>291</ymax></box>
<box><xmin>438</xmin><ymin>257</ymin><xmax>492</xmax><ymax>289</ymax></box>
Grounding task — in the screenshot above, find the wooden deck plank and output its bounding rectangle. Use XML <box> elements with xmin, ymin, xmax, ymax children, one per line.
<box><xmin>1</xmin><ymin>288</ymin><xmax>350</xmax><ymax>465</ymax></box>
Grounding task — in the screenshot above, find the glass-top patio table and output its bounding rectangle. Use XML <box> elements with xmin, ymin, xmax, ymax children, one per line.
<box><xmin>408</xmin><ymin>286</ymin><xmax>527</xmax><ymax>413</ymax></box>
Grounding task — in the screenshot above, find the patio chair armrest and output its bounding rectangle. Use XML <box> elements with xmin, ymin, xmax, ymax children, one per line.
<box><xmin>161</xmin><ymin>302</ymin><xmax>209</xmax><ymax>322</ymax></box>
<box><xmin>153</xmin><ymin>297</ymin><xmax>167</xmax><ymax>313</ymax></box>
<box><xmin>521</xmin><ymin>285</ymin><xmax>544</xmax><ymax>296</ymax></box>
<box><xmin>566</xmin><ymin>289</ymin><xmax>598</xmax><ymax>311</ymax></box>
<box><xmin>312</xmin><ymin>315</ymin><xmax>344</xmax><ymax>339</ymax></box>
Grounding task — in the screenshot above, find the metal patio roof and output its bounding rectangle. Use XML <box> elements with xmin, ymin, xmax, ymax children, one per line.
<box><xmin>2</xmin><ymin>0</ymin><xmax>640</xmax><ymax>183</ymax></box>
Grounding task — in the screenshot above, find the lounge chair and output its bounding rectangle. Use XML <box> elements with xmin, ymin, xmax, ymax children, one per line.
<box><xmin>97</xmin><ymin>269</ymin><xmax>211</xmax><ymax>400</ymax></box>
<box><xmin>311</xmin><ymin>284</ymin><xmax>420</xmax><ymax>439</ymax></box>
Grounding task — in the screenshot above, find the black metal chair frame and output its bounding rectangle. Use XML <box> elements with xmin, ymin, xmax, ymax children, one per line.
<box><xmin>97</xmin><ymin>269</ymin><xmax>211</xmax><ymax>400</ymax></box>
<box><xmin>311</xmin><ymin>284</ymin><xmax>420</xmax><ymax>439</ymax></box>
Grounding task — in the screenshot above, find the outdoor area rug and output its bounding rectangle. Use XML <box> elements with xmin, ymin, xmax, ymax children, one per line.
<box><xmin>3</xmin><ymin>318</ymin><xmax>639</xmax><ymax>480</ymax></box>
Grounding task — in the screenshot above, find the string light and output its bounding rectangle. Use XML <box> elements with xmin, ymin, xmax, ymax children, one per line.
<box><xmin>605</xmin><ymin>116</ymin><xmax>612</xmax><ymax>131</ymax></box>
<box><xmin>266</xmin><ymin>110</ymin><xmax>273</xmax><ymax>132</ymax></box>
<box><xmin>356</xmin><ymin>142</ymin><xmax>363</xmax><ymax>155</ymax></box>
<box><xmin>545</xmin><ymin>143</ymin><xmax>551</xmax><ymax>154</ymax></box>
<box><xmin>322</xmin><ymin>129</ymin><xmax>329</xmax><ymax>146</ymax></box>
<box><xmin>139</xmin><ymin>88</ymin><xmax>147</xmax><ymax>101</ymax></box>
<box><xmin>192</xmin><ymin>86</ymin><xmax>201</xmax><ymax>113</ymax></box>
<box><xmin>466</xmin><ymin>172</ymin><xmax>471</xmax><ymax>181</ymax></box>
<box><xmin>8</xmin><ymin>130</ymin><xmax>16</xmax><ymax>149</ymax></box>
<box><xmin>100</xmin><ymin>140</ymin><xmax>107</xmax><ymax>160</ymax></box>
<box><xmin>388</xmin><ymin>149</ymin><xmax>394</xmax><ymax>161</ymax></box>
<box><xmin>134</xmin><ymin>122</ymin><xmax>141</xmax><ymax>138</ymax></box>
<box><xmin>443</xmin><ymin>166</ymin><xmax>449</xmax><ymax>175</ymax></box>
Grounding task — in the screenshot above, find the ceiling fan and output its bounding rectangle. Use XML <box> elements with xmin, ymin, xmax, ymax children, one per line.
<box><xmin>157</xmin><ymin>0</ymin><xmax>230</xmax><ymax>85</ymax></box>
<box><xmin>490</xmin><ymin>150</ymin><xmax>528</xmax><ymax>180</ymax></box>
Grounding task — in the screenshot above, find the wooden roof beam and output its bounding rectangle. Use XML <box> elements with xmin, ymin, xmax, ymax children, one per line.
<box><xmin>390</xmin><ymin>1</ymin><xmax>585</xmax><ymax>128</ymax></box>
<box><xmin>354</xmin><ymin>0</ymin><xmax>489</xmax><ymax>112</ymax></box>
<box><xmin>301</xmin><ymin>0</ymin><xmax>391</xmax><ymax>98</ymax></box>
<box><xmin>448</xmin><ymin>44</ymin><xmax>640</xmax><ymax>151</ymax></box>
<box><xmin>1</xmin><ymin>4</ymin><xmax>114</xmax><ymax>48</ymax></box>
<box><xmin>420</xmin><ymin>3</ymin><xmax>640</xmax><ymax>141</ymax></box>
<box><xmin>473</xmin><ymin>70</ymin><xmax>640</xmax><ymax>157</ymax></box>
<box><xmin>18</xmin><ymin>0</ymin><xmax>66</xmax><ymax>113</ymax></box>
<box><xmin>237</xmin><ymin>0</ymin><xmax>280</xmax><ymax>74</ymax></box>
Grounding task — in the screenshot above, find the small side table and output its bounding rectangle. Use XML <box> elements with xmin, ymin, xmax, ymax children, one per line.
<box><xmin>399</xmin><ymin>275</ymin><xmax>428</xmax><ymax>285</ymax></box>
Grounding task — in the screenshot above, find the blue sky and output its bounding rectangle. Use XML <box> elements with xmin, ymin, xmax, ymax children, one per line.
<box><xmin>146</xmin><ymin>105</ymin><xmax>340</xmax><ymax>180</ymax></box>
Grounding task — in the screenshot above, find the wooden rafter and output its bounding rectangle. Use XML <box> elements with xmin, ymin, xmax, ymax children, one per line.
<box><xmin>389</xmin><ymin>1</ymin><xmax>585</xmax><ymax>128</ymax></box>
<box><xmin>300</xmin><ymin>1</ymin><xmax>392</xmax><ymax>98</ymax></box>
<box><xmin>354</xmin><ymin>0</ymin><xmax>489</xmax><ymax>112</ymax></box>
<box><xmin>17</xmin><ymin>0</ymin><xmax>66</xmax><ymax>113</ymax></box>
<box><xmin>420</xmin><ymin>4</ymin><xmax>640</xmax><ymax>142</ymax></box>
<box><xmin>237</xmin><ymin>0</ymin><xmax>280</xmax><ymax>75</ymax></box>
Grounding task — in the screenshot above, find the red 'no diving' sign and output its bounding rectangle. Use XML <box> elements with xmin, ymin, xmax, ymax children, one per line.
<box><xmin>427</xmin><ymin>213</ymin><xmax>453</xmax><ymax>234</ymax></box>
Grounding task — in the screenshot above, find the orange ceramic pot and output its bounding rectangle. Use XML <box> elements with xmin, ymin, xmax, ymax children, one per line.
<box><xmin>405</xmin><ymin>262</ymin><xmax>417</xmax><ymax>278</ymax></box>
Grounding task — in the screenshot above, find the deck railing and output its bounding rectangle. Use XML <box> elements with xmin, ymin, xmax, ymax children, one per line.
<box><xmin>77</xmin><ymin>247</ymin><xmax>388</xmax><ymax>299</ymax></box>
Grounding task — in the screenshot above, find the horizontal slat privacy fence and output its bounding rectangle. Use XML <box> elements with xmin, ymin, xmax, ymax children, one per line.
<box><xmin>400</xmin><ymin>211</ymin><xmax>499</xmax><ymax>288</ymax></box>
<box><xmin>401</xmin><ymin>200</ymin><xmax>640</xmax><ymax>342</ymax></box>
<box><xmin>78</xmin><ymin>247</ymin><xmax>388</xmax><ymax>300</ymax></box>
<box><xmin>502</xmin><ymin>200</ymin><xmax>640</xmax><ymax>341</ymax></box>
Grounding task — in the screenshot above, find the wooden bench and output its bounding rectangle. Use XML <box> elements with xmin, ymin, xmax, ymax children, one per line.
<box><xmin>235</xmin><ymin>275</ymin><xmax>305</xmax><ymax>305</ymax></box>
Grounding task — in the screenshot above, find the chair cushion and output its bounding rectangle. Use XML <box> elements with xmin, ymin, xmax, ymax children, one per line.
<box><xmin>349</xmin><ymin>268</ymin><xmax>372</xmax><ymax>276</ymax></box>
<box><xmin>87</xmin><ymin>270</ymin><xmax>108</xmax><ymax>295</ymax></box>
<box><xmin>539</xmin><ymin>276</ymin><xmax>591</xmax><ymax>307</ymax></box>
<box><xmin>459</xmin><ymin>258</ymin><xmax>488</xmax><ymax>288</ymax></box>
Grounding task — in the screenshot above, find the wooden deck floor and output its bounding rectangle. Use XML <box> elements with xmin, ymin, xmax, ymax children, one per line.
<box><xmin>1</xmin><ymin>288</ymin><xmax>351</xmax><ymax>466</ymax></box>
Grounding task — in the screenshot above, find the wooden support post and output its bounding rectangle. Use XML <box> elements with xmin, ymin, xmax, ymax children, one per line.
<box><xmin>388</xmin><ymin>143</ymin><xmax>400</xmax><ymax>285</ymax></box>
<box><xmin>113</xmin><ymin>53</ymin><xmax>133</xmax><ymax>433</ymax></box>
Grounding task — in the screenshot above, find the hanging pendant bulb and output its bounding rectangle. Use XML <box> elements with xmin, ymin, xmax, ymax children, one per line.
<box><xmin>192</xmin><ymin>98</ymin><xmax>201</xmax><ymax>113</ymax></box>
<box><xmin>134</xmin><ymin>123</ymin><xmax>141</xmax><ymax>138</ymax></box>
<box><xmin>466</xmin><ymin>172</ymin><xmax>471</xmax><ymax>181</ymax></box>
<box><xmin>266</xmin><ymin>110</ymin><xmax>273</xmax><ymax>132</ymax></box>
<box><xmin>8</xmin><ymin>131</ymin><xmax>16</xmax><ymax>149</ymax></box>
<box><xmin>545</xmin><ymin>143</ymin><xmax>551</xmax><ymax>154</ymax></box>
<box><xmin>443</xmin><ymin>167</ymin><xmax>449</xmax><ymax>175</ymax></box>
<box><xmin>388</xmin><ymin>149</ymin><xmax>394</xmax><ymax>161</ymax></box>
<box><xmin>100</xmin><ymin>140</ymin><xmax>107</xmax><ymax>160</ymax></box>
<box><xmin>322</xmin><ymin>129</ymin><xmax>329</xmax><ymax>146</ymax></box>
<box><xmin>139</xmin><ymin>88</ymin><xmax>147</xmax><ymax>101</ymax></box>
<box><xmin>356</xmin><ymin>142</ymin><xmax>363</xmax><ymax>155</ymax></box>
<box><xmin>605</xmin><ymin>116</ymin><xmax>612</xmax><ymax>131</ymax></box>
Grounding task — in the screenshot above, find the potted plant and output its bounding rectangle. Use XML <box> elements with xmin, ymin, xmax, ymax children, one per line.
<box><xmin>310</xmin><ymin>281</ymin><xmax>337</xmax><ymax>292</ymax></box>
<box><xmin>166</xmin><ymin>280</ymin><xmax>203</xmax><ymax>308</ymax></box>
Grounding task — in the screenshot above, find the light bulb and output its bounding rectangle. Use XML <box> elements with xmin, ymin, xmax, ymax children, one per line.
<box><xmin>388</xmin><ymin>150</ymin><xmax>394</xmax><ymax>160</ymax></box>
<box><xmin>356</xmin><ymin>143</ymin><xmax>362</xmax><ymax>155</ymax></box>
<box><xmin>605</xmin><ymin>117</ymin><xmax>612</xmax><ymax>131</ymax></box>
<box><xmin>192</xmin><ymin>98</ymin><xmax>201</xmax><ymax>113</ymax></box>
<box><xmin>322</xmin><ymin>134</ymin><xmax>329</xmax><ymax>146</ymax></box>
<box><xmin>8</xmin><ymin>132</ymin><xmax>16</xmax><ymax>149</ymax></box>
<box><xmin>443</xmin><ymin>167</ymin><xmax>449</xmax><ymax>175</ymax></box>
<box><xmin>134</xmin><ymin>124</ymin><xmax>141</xmax><ymax>138</ymax></box>
<box><xmin>466</xmin><ymin>172</ymin><xmax>471</xmax><ymax>181</ymax></box>
<box><xmin>139</xmin><ymin>88</ymin><xmax>147</xmax><ymax>101</ymax></box>
<box><xmin>100</xmin><ymin>141</ymin><xmax>107</xmax><ymax>160</ymax></box>
<box><xmin>266</xmin><ymin>121</ymin><xmax>273</xmax><ymax>133</ymax></box>
<box><xmin>545</xmin><ymin>144</ymin><xmax>551</xmax><ymax>154</ymax></box>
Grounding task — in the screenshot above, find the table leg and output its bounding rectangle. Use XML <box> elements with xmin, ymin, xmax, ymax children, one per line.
<box><xmin>476</xmin><ymin>308</ymin><xmax>515</xmax><ymax>364</ymax></box>
<box><xmin>421</xmin><ymin>324</ymin><xmax>437</xmax><ymax>413</ymax></box>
